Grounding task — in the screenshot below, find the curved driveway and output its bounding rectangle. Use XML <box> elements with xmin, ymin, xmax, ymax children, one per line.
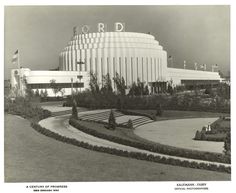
<box><xmin>134</xmin><ymin>118</ymin><xmax>224</xmax><ymax>153</ymax></box>
<box><xmin>39</xmin><ymin>115</ymin><xmax>230</xmax><ymax>167</ymax></box>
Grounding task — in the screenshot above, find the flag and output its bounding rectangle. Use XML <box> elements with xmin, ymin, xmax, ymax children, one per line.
<box><xmin>12</xmin><ymin>50</ymin><xmax>18</xmax><ymax>63</ymax></box>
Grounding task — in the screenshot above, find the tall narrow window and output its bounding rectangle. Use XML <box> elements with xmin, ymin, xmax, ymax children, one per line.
<box><xmin>151</xmin><ymin>58</ymin><xmax>153</xmax><ymax>82</ymax></box>
<box><xmin>154</xmin><ymin>58</ymin><xmax>157</xmax><ymax>80</ymax></box>
<box><xmin>84</xmin><ymin>58</ymin><xmax>87</xmax><ymax>71</ymax></box>
<box><xmin>90</xmin><ymin>57</ymin><xmax>92</xmax><ymax>73</ymax></box>
<box><xmin>95</xmin><ymin>57</ymin><xmax>97</xmax><ymax>74</ymax></box>
<box><xmin>101</xmin><ymin>58</ymin><xmax>103</xmax><ymax>76</ymax></box>
<box><xmin>119</xmin><ymin>57</ymin><xmax>121</xmax><ymax>75</ymax></box>
<box><xmin>75</xmin><ymin>51</ymin><xmax>78</xmax><ymax>71</ymax></box>
<box><xmin>146</xmin><ymin>57</ymin><xmax>148</xmax><ymax>83</ymax></box>
<box><xmin>107</xmin><ymin>57</ymin><xmax>109</xmax><ymax>75</ymax></box>
<box><xmin>67</xmin><ymin>52</ymin><xmax>70</xmax><ymax>71</ymax></box>
<box><xmin>131</xmin><ymin>58</ymin><xmax>133</xmax><ymax>83</ymax></box>
<box><xmin>113</xmin><ymin>57</ymin><xmax>116</xmax><ymax>76</ymax></box>
<box><xmin>125</xmin><ymin>57</ymin><xmax>128</xmax><ymax>86</ymax></box>
<box><xmin>70</xmin><ymin>51</ymin><xmax>74</xmax><ymax>71</ymax></box>
<box><xmin>137</xmin><ymin>58</ymin><xmax>139</xmax><ymax>81</ymax></box>
<box><xmin>142</xmin><ymin>57</ymin><xmax>144</xmax><ymax>82</ymax></box>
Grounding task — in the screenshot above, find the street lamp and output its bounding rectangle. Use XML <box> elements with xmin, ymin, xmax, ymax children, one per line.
<box><xmin>77</xmin><ymin>60</ymin><xmax>85</xmax><ymax>92</ymax></box>
<box><xmin>183</xmin><ymin>60</ymin><xmax>186</xmax><ymax>69</ymax></box>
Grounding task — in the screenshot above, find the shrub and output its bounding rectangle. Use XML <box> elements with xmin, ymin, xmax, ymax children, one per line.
<box><xmin>5</xmin><ymin>97</ymin><xmax>51</xmax><ymax>121</ymax></box>
<box><xmin>194</xmin><ymin>130</ymin><xmax>202</xmax><ymax>140</ymax></box>
<box><xmin>108</xmin><ymin>110</ymin><xmax>116</xmax><ymax>130</ymax></box>
<box><xmin>156</xmin><ymin>103</ymin><xmax>163</xmax><ymax>116</ymax></box>
<box><xmin>120</xmin><ymin>109</ymin><xmax>155</xmax><ymax>121</ymax></box>
<box><xmin>224</xmin><ymin>132</ymin><xmax>231</xmax><ymax>154</ymax></box>
<box><xmin>127</xmin><ymin>119</ymin><xmax>133</xmax><ymax>129</ymax></box>
<box><xmin>72</xmin><ymin>100</ymin><xmax>78</xmax><ymax>119</ymax></box>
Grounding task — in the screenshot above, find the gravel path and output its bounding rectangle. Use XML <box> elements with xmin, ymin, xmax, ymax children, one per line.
<box><xmin>39</xmin><ymin>115</ymin><xmax>230</xmax><ymax>167</ymax></box>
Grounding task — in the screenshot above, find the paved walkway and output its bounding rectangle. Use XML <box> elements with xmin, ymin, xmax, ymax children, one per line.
<box><xmin>39</xmin><ymin>115</ymin><xmax>231</xmax><ymax>167</ymax></box>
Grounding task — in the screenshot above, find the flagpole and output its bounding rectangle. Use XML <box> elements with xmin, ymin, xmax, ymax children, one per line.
<box><xmin>17</xmin><ymin>50</ymin><xmax>22</xmax><ymax>96</ymax></box>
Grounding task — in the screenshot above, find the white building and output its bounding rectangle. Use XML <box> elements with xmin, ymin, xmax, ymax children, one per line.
<box><xmin>10</xmin><ymin>24</ymin><xmax>222</xmax><ymax>97</ymax></box>
<box><xmin>10</xmin><ymin>68</ymin><xmax>89</xmax><ymax>96</ymax></box>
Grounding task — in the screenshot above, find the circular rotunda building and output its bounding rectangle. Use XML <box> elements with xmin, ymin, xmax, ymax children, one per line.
<box><xmin>59</xmin><ymin>31</ymin><xmax>168</xmax><ymax>90</ymax></box>
<box><xmin>10</xmin><ymin>24</ymin><xmax>222</xmax><ymax>97</ymax></box>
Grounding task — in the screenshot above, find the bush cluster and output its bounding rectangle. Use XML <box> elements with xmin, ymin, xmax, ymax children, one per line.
<box><xmin>63</xmin><ymin>91</ymin><xmax>230</xmax><ymax>114</ymax></box>
<box><xmin>69</xmin><ymin>118</ymin><xmax>230</xmax><ymax>164</ymax></box>
<box><xmin>5</xmin><ymin>97</ymin><xmax>51</xmax><ymax>121</ymax></box>
<box><xmin>30</xmin><ymin>122</ymin><xmax>231</xmax><ymax>173</ymax></box>
<box><xmin>120</xmin><ymin>109</ymin><xmax>156</xmax><ymax>121</ymax></box>
<box><xmin>77</xmin><ymin>113</ymin><xmax>133</xmax><ymax>129</ymax></box>
<box><xmin>108</xmin><ymin>110</ymin><xmax>116</xmax><ymax>130</ymax></box>
<box><xmin>194</xmin><ymin>130</ymin><xmax>226</xmax><ymax>142</ymax></box>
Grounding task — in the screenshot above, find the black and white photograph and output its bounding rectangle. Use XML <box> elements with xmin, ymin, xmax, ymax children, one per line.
<box><xmin>1</xmin><ymin>1</ymin><xmax>235</xmax><ymax>193</ymax></box>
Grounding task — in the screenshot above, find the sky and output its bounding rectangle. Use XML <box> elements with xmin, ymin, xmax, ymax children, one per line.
<box><xmin>4</xmin><ymin>5</ymin><xmax>230</xmax><ymax>79</ymax></box>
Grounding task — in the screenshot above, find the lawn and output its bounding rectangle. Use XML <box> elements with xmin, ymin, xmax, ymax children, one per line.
<box><xmin>76</xmin><ymin>110</ymin><xmax>230</xmax><ymax>150</ymax></box>
<box><xmin>4</xmin><ymin>114</ymin><xmax>230</xmax><ymax>181</ymax></box>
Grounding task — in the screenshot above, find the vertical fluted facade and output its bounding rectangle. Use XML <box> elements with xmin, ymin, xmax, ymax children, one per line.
<box><xmin>59</xmin><ymin>32</ymin><xmax>168</xmax><ymax>88</ymax></box>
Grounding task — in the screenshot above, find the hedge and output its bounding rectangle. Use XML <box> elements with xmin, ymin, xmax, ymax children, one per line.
<box><xmin>69</xmin><ymin>118</ymin><xmax>230</xmax><ymax>164</ymax></box>
<box><xmin>30</xmin><ymin>122</ymin><xmax>231</xmax><ymax>173</ymax></box>
<box><xmin>119</xmin><ymin>109</ymin><xmax>156</xmax><ymax>121</ymax></box>
<box><xmin>5</xmin><ymin>98</ymin><xmax>51</xmax><ymax>122</ymax></box>
<box><xmin>77</xmin><ymin>115</ymin><xmax>133</xmax><ymax>129</ymax></box>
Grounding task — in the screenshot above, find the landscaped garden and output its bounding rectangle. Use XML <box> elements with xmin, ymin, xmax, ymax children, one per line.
<box><xmin>4</xmin><ymin>73</ymin><xmax>231</xmax><ymax>177</ymax></box>
<box><xmin>5</xmin><ymin>114</ymin><xmax>230</xmax><ymax>182</ymax></box>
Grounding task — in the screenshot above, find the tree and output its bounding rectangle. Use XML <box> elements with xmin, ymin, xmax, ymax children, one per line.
<box><xmin>127</xmin><ymin>119</ymin><xmax>133</xmax><ymax>129</ymax></box>
<box><xmin>101</xmin><ymin>73</ymin><xmax>113</xmax><ymax>94</ymax></box>
<box><xmin>43</xmin><ymin>89</ymin><xmax>48</xmax><ymax>98</ymax></box>
<box><xmin>194</xmin><ymin>130</ymin><xmax>202</xmax><ymax>140</ymax></box>
<box><xmin>35</xmin><ymin>89</ymin><xmax>40</xmax><ymax>97</ymax></box>
<box><xmin>113</xmin><ymin>72</ymin><xmax>126</xmax><ymax>95</ymax></box>
<box><xmin>167</xmin><ymin>83</ymin><xmax>174</xmax><ymax>95</ymax></box>
<box><xmin>128</xmin><ymin>79</ymin><xmax>145</xmax><ymax>96</ymax></box>
<box><xmin>108</xmin><ymin>110</ymin><xmax>116</xmax><ymax>130</ymax></box>
<box><xmin>137</xmin><ymin>78</ymin><xmax>145</xmax><ymax>96</ymax></box>
<box><xmin>89</xmin><ymin>72</ymin><xmax>100</xmax><ymax>95</ymax></box>
<box><xmin>129</xmin><ymin>82</ymin><xmax>137</xmax><ymax>97</ymax></box>
<box><xmin>143</xmin><ymin>85</ymin><xmax>149</xmax><ymax>95</ymax></box>
<box><xmin>224</xmin><ymin>131</ymin><xmax>231</xmax><ymax>153</ymax></box>
<box><xmin>49</xmin><ymin>79</ymin><xmax>62</xmax><ymax>97</ymax></box>
<box><xmin>40</xmin><ymin>89</ymin><xmax>44</xmax><ymax>98</ymax></box>
<box><xmin>156</xmin><ymin>103</ymin><xmax>163</xmax><ymax>116</ymax></box>
<box><xmin>72</xmin><ymin>100</ymin><xmax>78</xmax><ymax>119</ymax></box>
<box><xmin>60</xmin><ymin>88</ymin><xmax>65</xmax><ymax>97</ymax></box>
<box><xmin>24</xmin><ymin>79</ymin><xmax>34</xmax><ymax>99</ymax></box>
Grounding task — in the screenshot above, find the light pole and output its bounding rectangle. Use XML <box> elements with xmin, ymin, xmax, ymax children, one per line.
<box><xmin>77</xmin><ymin>60</ymin><xmax>85</xmax><ymax>92</ymax></box>
<box><xmin>183</xmin><ymin>60</ymin><xmax>186</xmax><ymax>69</ymax></box>
<box><xmin>71</xmin><ymin>78</ymin><xmax>74</xmax><ymax>97</ymax></box>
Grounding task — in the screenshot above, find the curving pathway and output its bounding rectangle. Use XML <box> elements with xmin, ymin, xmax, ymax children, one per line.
<box><xmin>39</xmin><ymin>115</ymin><xmax>230</xmax><ymax>167</ymax></box>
